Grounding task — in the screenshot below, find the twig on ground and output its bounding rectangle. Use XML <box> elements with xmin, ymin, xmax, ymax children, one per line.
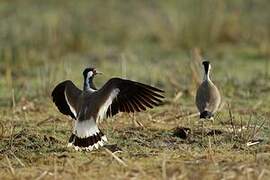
<box><xmin>10</xmin><ymin>151</ymin><xmax>25</xmax><ymax>167</ymax></box>
<box><xmin>0</xmin><ymin>121</ymin><xmax>4</xmax><ymax>138</ymax></box>
<box><xmin>35</xmin><ymin>171</ymin><xmax>48</xmax><ymax>180</ymax></box>
<box><xmin>5</xmin><ymin>155</ymin><xmax>15</xmax><ymax>176</ymax></box>
<box><xmin>172</xmin><ymin>91</ymin><xmax>183</xmax><ymax>103</ymax></box>
<box><xmin>258</xmin><ymin>169</ymin><xmax>270</xmax><ymax>180</ymax></box>
<box><xmin>162</xmin><ymin>155</ymin><xmax>167</xmax><ymax>180</ymax></box>
<box><xmin>104</xmin><ymin>148</ymin><xmax>127</xmax><ymax>167</ymax></box>
<box><xmin>131</xmin><ymin>114</ymin><xmax>144</xmax><ymax>128</ymax></box>
<box><xmin>228</xmin><ymin>104</ymin><xmax>236</xmax><ymax>136</ymax></box>
<box><xmin>253</xmin><ymin>119</ymin><xmax>266</xmax><ymax>137</ymax></box>
<box><xmin>246</xmin><ymin>141</ymin><xmax>262</xmax><ymax>147</ymax></box>
<box><xmin>240</xmin><ymin>116</ymin><xmax>243</xmax><ymax>139</ymax></box>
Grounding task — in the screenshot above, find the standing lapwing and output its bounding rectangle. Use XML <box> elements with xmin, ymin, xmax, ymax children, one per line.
<box><xmin>51</xmin><ymin>68</ymin><xmax>164</xmax><ymax>151</ymax></box>
<box><xmin>196</xmin><ymin>61</ymin><xmax>221</xmax><ymax>120</ymax></box>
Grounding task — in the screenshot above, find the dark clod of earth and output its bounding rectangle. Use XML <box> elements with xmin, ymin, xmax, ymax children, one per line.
<box><xmin>172</xmin><ymin>127</ymin><xmax>191</xmax><ymax>139</ymax></box>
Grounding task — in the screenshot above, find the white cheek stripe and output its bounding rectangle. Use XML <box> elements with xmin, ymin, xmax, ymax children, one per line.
<box><xmin>85</xmin><ymin>72</ymin><xmax>96</xmax><ymax>92</ymax></box>
<box><xmin>64</xmin><ymin>90</ymin><xmax>77</xmax><ymax>118</ymax></box>
<box><xmin>203</xmin><ymin>64</ymin><xmax>211</xmax><ymax>81</ymax></box>
<box><xmin>74</xmin><ymin>118</ymin><xmax>99</xmax><ymax>138</ymax></box>
<box><xmin>97</xmin><ymin>88</ymin><xmax>120</xmax><ymax>123</ymax></box>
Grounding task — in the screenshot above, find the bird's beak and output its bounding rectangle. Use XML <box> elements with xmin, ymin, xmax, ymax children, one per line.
<box><xmin>94</xmin><ymin>70</ymin><xmax>103</xmax><ymax>75</ymax></box>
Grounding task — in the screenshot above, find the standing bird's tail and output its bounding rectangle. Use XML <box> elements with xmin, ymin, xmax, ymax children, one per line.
<box><xmin>199</xmin><ymin>111</ymin><xmax>213</xmax><ymax>119</ymax></box>
<box><xmin>68</xmin><ymin>120</ymin><xmax>107</xmax><ymax>151</ymax></box>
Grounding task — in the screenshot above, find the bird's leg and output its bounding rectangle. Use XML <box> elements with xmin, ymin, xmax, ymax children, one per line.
<box><xmin>209</xmin><ymin>116</ymin><xmax>218</xmax><ymax>143</ymax></box>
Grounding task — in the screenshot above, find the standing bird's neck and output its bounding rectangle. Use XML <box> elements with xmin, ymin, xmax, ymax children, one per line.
<box><xmin>203</xmin><ymin>62</ymin><xmax>211</xmax><ymax>81</ymax></box>
<box><xmin>84</xmin><ymin>76</ymin><xmax>97</xmax><ymax>92</ymax></box>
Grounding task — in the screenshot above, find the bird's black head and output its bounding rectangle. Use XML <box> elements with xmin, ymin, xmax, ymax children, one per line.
<box><xmin>202</xmin><ymin>61</ymin><xmax>210</xmax><ymax>66</ymax></box>
<box><xmin>200</xmin><ymin>111</ymin><xmax>213</xmax><ymax>119</ymax></box>
<box><xmin>83</xmin><ymin>67</ymin><xmax>102</xmax><ymax>91</ymax></box>
<box><xmin>202</xmin><ymin>61</ymin><xmax>211</xmax><ymax>75</ymax></box>
<box><xmin>83</xmin><ymin>67</ymin><xmax>96</xmax><ymax>78</ymax></box>
<box><xmin>83</xmin><ymin>67</ymin><xmax>103</xmax><ymax>79</ymax></box>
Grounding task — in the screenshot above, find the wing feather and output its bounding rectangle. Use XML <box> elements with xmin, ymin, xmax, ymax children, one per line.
<box><xmin>51</xmin><ymin>80</ymin><xmax>82</xmax><ymax>119</ymax></box>
<box><xmin>94</xmin><ymin>78</ymin><xmax>164</xmax><ymax>120</ymax></box>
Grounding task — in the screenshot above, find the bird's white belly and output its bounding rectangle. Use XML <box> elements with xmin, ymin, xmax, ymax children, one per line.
<box><xmin>74</xmin><ymin>118</ymin><xmax>99</xmax><ymax>138</ymax></box>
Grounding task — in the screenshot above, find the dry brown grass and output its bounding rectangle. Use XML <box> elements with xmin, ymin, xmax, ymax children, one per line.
<box><xmin>0</xmin><ymin>96</ymin><xmax>269</xmax><ymax>179</ymax></box>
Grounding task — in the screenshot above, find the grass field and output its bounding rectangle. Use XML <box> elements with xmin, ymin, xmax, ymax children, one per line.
<box><xmin>0</xmin><ymin>0</ymin><xmax>270</xmax><ymax>179</ymax></box>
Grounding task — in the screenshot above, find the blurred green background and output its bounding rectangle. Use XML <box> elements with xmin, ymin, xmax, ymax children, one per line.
<box><xmin>0</xmin><ymin>0</ymin><xmax>269</xmax><ymax>105</ymax></box>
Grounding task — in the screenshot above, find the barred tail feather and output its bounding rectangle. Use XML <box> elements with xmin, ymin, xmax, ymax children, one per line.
<box><xmin>200</xmin><ymin>111</ymin><xmax>213</xmax><ymax>119</ymax></box>
<box><xmin>68</xmin><ymin>131</ymin><xmax>107</xmax><ymax>151</ymax></box>
<box><xmin>68</xmin><ymin>119</ymin><xmax>107</xmax><ymax>151</ymax></box>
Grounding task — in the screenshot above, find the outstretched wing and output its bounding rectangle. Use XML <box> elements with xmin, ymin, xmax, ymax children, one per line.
<box><xmin>95</xmin><ymin>78</ymin><xmax>164</xmax><ymax>122</ymax></box>
<box><xmin>51</xmin><ymin>80</ymin><xmax>82</xmax><ymax>119</ymax></box>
